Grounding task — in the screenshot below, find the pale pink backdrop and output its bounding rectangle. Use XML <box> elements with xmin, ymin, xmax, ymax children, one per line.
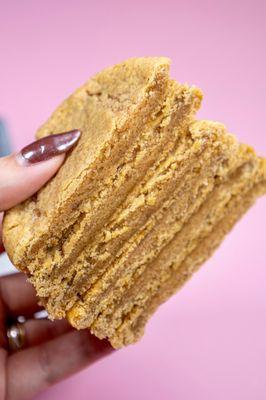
<box><xmin>1</xmin><ymin>1</ymin><xmax>266</xmax><ymax>399</ymax></box>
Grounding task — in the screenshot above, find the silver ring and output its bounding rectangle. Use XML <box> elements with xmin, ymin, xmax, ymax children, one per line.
<box><xmin>7</xmin><ymin>322</ymin><xmax>26</xmax><ymax>351</ymax></box>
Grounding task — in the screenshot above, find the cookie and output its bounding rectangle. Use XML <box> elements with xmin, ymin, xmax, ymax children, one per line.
<box><xmin>3</xmin><ymin>57</ymin><xmax>266</xmax><ymax>348</ymax></box>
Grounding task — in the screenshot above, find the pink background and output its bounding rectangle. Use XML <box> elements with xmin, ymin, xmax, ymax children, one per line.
<box><xmin>1</xmin><ymin>1</ymin><xmax>266</xmax><ymax>399</ymax></box>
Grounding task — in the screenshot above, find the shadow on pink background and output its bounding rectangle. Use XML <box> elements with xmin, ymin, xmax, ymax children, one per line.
<box><xmin>1</xmin><ymin>1</ymin><xmax>266</xmax><ymax>399</ymax></box>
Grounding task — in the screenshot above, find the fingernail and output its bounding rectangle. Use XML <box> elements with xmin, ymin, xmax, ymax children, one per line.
<box><xmin>18</xmin><ymin>129</ymin><xmax>81</xmax><ymax>164</ymax></box>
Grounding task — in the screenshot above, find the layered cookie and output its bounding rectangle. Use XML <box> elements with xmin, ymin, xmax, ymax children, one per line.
<box><xmin>3</xmin><ymin>57</ymin><xmax>266</xmax><ymax>348</ymax></box>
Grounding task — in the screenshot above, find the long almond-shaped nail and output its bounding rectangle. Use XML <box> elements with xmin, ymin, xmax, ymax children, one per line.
<box><xmin>18</xmin><ymin>129</ymin><xmax>81</xmax><ymax>164</ymax></box>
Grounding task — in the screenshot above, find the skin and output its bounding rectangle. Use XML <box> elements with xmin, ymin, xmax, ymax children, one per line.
<box><xmin>0</xmin><ymin>152</ymin><xmax>113</xmax><ymax>400</ymax></box>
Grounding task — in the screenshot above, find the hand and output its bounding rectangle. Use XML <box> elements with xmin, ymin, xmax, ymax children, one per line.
<box><xmin>0</xmin><ymin>131</ymin><xmax>113</xmax><ymax>400</ymax></box>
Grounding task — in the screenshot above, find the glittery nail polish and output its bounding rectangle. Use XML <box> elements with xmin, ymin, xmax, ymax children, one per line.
<box><xmin>19</xmin><ymin>129</ymin><xmax>81</xmax><ymax>164</ymax></box>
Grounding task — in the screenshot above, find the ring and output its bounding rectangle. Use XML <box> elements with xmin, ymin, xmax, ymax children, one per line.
<box><xmin>7</xmin><ymin>322</ymin><xmax>26</xmax><ymax>351</ymax></box>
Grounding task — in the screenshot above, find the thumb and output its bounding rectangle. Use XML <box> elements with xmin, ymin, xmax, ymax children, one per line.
<box><xmin>0</xmin><ymin>130</ymin><xmax>80</xmax><ymax>211</ymax></box>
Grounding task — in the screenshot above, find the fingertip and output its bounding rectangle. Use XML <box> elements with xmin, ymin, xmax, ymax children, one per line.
<box><xmin>0</xmin><ymin>129</ymin><xmax>81</xmax><ymax>211</ymax></box>
<box><xmin>15</xmin><ymin>151</ymin><xmax>65</xmax><ymax>169</ymax></box>
<box><xmin>0</xmin><ymin>153</ymin><xmax>65</xmax><ymax>211</ymax></box>
<box><xmin>15</xmin><ymin>151</ymin><xmax>63</xmax><ymax>168</ymax></box>
<box><xmin>19</xmin><ymin>129</ymin><xmax>80</xmax><ymax>164</ymax></box>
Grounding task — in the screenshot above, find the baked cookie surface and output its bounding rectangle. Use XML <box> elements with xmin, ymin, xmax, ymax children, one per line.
<box><xmin>3</xmin><ymin>57</ymin><xmax>266</xmax><ymax>348</ymax></box>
